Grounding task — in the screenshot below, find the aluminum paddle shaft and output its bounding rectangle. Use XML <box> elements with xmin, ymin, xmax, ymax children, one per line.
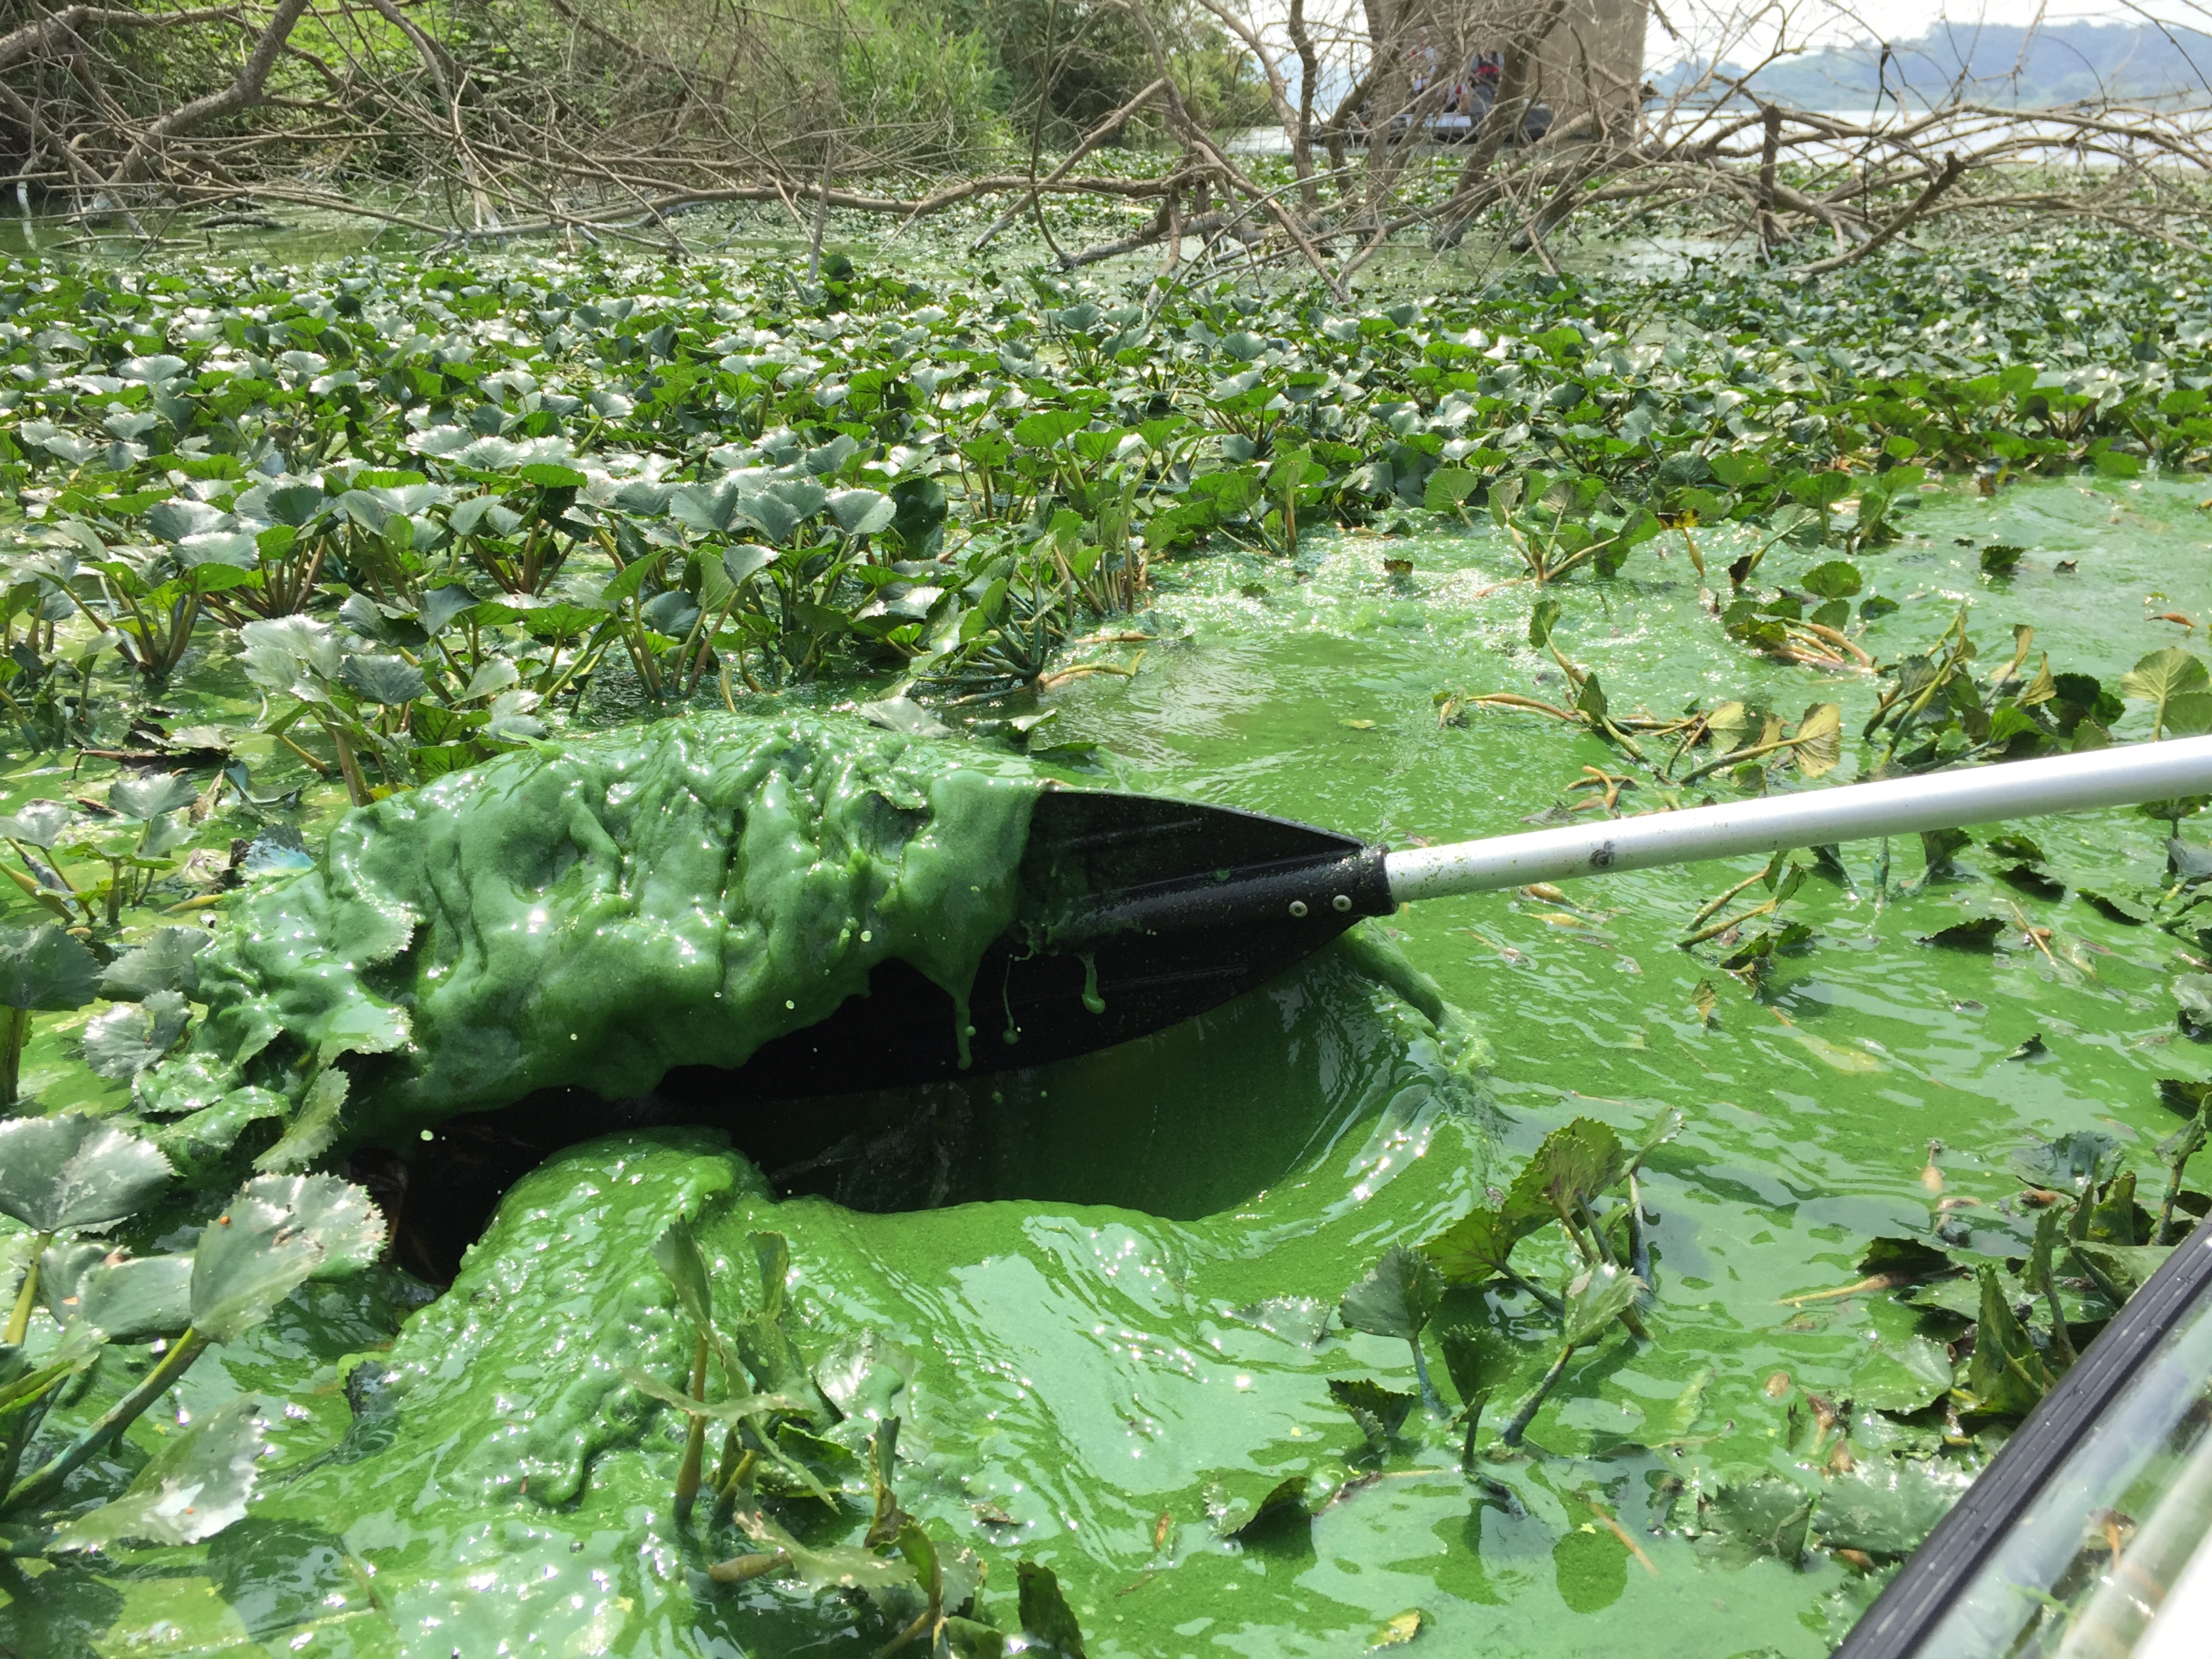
<box><xmin>1385</xmin><ymin>736</ymin><xmax>2212</xmax><ymax>903</ymax></box>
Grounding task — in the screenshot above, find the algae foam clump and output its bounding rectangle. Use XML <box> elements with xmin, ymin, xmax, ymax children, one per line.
<box><xmin>141</xmin><ymin>714</ymin><xmax>1040</xmax><ymax>1149</ymax></box>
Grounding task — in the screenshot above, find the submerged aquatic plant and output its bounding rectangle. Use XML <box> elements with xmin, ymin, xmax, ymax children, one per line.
<box><xmin>635</xmin><ymin>1214</ymin><xmax>1084</xmax><ymax>1658</ymax></box>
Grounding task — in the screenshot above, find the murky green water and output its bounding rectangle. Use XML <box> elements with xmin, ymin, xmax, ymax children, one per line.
<box><xmin>6</xmin><ymin>475</ymin><xmax>2210</xmax><ymax>1656</ymax></box>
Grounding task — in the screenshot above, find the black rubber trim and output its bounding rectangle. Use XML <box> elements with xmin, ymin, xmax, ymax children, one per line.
<box><xmin>1836</xmin><ymin>1214</ymin><xmax>2212</xmax><ymax>1658</ymax></box>
<box><xmin>1054</xmin><ymin>843</ymin><xmax>1395</xmax><ymax>942</ymax></box>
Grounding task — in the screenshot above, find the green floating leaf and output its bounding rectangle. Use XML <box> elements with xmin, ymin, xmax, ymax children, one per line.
<box><xmin>253</xmin><ymin>1068</ymin><xmax>349</xmax><ymax>1172</ymax></box>
<box><xmin>0</xmin><ymin>924</ymin><xmax>104</xmax><ymax>1013</ymax></box>
<box><xmin>2079</xmin><ymin>889</ymin><xmax>2153</xmax><ymax>926</ymax></box>
<box><xmin>2072</xmin><ymin>1242</ymin><xmax>2173</xmax><ymax>1298</ymax></box>
<box><xmin>1800</xmin><ymin>560</ymin><xmax>1863</xmax><ymax>600</ymax></box>
<box><xmin>2000</xmin><ymin>863</ymin><xmax>2066</xmax><ymax>901</ymax></box>
<box><xmin>337</xmin><ymin>653</ymin><xmax>428</xmax><ymax>706</ymax></box>
<box><xmin>2160</xmin><ymin>1079</ymin><xmax>2212</xmax><ymax>1118</ymax></box>
<box><xmin>1811</xmin><ymin>1460</ymin><xmax>1970</xmax><ymax>1558</ymax></box>
<box><xmin>1851</xmin><ymin>1335</ymin><xmax>1954</xmax><ymax>1414</ymax></box>
<box><xmin>53</xmin><ymin>1392</ymin><xmax>268</xmax><ymax>1550</ymax></box>
<box><xmin>1963</xmin><ymin>1265</ymin><xmax>2055</xmax><ymax>1416</ymax></box>
<box><xmin>108</xmin><ymin>772</ymin><xmax>199</xmax><ymax>822</ymax></box>
<box><xmin>1328</xmin><ymin>1376</ymin><xmax>1418</xmax><ymax>1452</ymax></box>
<box><xmin>827</xmin><ymin>487</ymin><xmax>895</xmax><ymax>535</ymax></box>
<box><xmin>1017</xmin><ymin>1559</ymin><xmax>1088</xmax><ymax>1657</ymax></box>
<box><xmin>1904</xmin><ymin>1274</ymin><xmax>1995</xmax><ymax>1323</ymax></box>
<box><xmin>100</xmin><ymin>929</ymin><xmax>211</xmax><ymax>1002</ymax></box>
<box><xmin>0</xmin><ymin>1112</ymin><xmax>171</xmax><ymax>1233</ymax></box>
<box><xmin>1986</xmin><ymin>833</ymin><xmax>2046</xmax><ymax>864</ymax></box>
<box><xmin>2177</xmin><ymin>976</ymin><xmax>2212</xmax><ymax>1041</ymax></box>
<box><xmin>83</xmin><ymin>991</ymin><xmax>192</xmax><ymax>1082</ymax></box>
<box><xmin>733</xmin><ymin>1509</ymin><xmax>914</xmax><ymax>1605</ymax></box>
<box><xmin>1563</xmin><ymin>1262</ymin><xmax>1645</xmax><ymax>1349</ymax></box>
<box><xmin>1423</xmin><ymin>1208</ymin><xmax>1542</xmax><ymax>1288</ymax></box>
<box><xmin>0</xmin><ymin>800</ymin><xmax>75</xmax><ymax>847</ymax></box>
<box><xmin>1856</xmin><ymin>1235</ymin><xmax>1954</xmax><ymax>1278</ymax></box>
<box><xmin>1504</xmin><ymin>1117</ymin><xmax>1627</xmax><ymax>1233</ymax></box>
<box><xmin>1920</xmin><ymin>917</ymin><xmax>2005</xmax><ymax>951</ymax></box>
<box><xmin>46</xmin><ymin>1244</ymin><xmax>192</xmax><ymax>1341</ymax></box>
<box><xmin>1339</xmin><ymin>1244</ymin><xmax>1443</xmax><ymax>1343</ymax></box>
<box><xmin>1526</xmin><ymin>598</ymin><xmax>1562</xmax><ymax>651</ymax></box>
<box><xmin>734</xmin><ymin>1521</ymin><xmax>916</xmax><ymax>1610</ymax></box>
<box><xmin>2013</xmin><ymin>1130</ymin><xmax>2118</xmax><ymax>1193</ymax></box>
<box><xmin>1696</xmin><ymin>1475</ymin><xmax>1814</xmax><ymax>1567</ymax></box>
<box><xmin>189</xmin><ymin>1173</ymin><xmax>385</xmax><ymax>1343</ymax></box>
<box><xmin>2121</xmin><ymin>647</ymin><xmax>2212</xmax><ymax>737</ymax></box>
<box><xmin>1209</xmin><ymin>1471</ymin><xmax>1309</xmax><ymax>1541</ymax></box>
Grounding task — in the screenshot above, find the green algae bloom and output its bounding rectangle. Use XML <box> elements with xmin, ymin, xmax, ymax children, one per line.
<box><xmin>139</xmin><ymin>715</ymin><xmax>1040</xmax><ymax>1150</ymax></box>
<box><xmin>172</xmin><ymin>939</ymin><xmax>1494</xmax><ymax>1656</ymax></box>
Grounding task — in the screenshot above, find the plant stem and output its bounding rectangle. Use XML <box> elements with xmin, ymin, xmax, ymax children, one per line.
<box><xmin>1576</xmin><ymin>1199</ymin><xmax>1620</xmax><ymax>1268</ymax></box>
<box><xmin>2156</xmin><ymin>1167</ymin><xmax>2189</xmax><ymax>1246</ymax></box>
<box><xmin>1681</xmin><ymin>894</ymin><xmax>1784</xmax><ymax>945</ymax></box>
<box><xmin>1457</xmin><ymin>1389</ymin><xmax>1494</xmax><ymax>1471</ymax></box>
<box><xmin>1498</xmin><ymin>1346</ymin><xmax>1575</xmax><ymax>1448</ymax></box>
<box><xmin>674</xmin><ymin>1331</ymin><xmax>709</xmax><ymax>1523</ymax></box>
<box><xmin>1551</xmin><ymin>1199</ymin><xmax>1598</xmax><ymax>1266</ymax></box>
<box><xmin>3</xmin><ymin>1328</ymin><xmax>209</xmax><ymax>1517</ymax></box>
<box><xmin>707</xmin><ymin>1548</ymin><xmax>790</xmax><ymax>1584</ymax></box>
<box><xmin>3</xmin><ymin>1233</ymin><xmax>51</xmax><ymax>1345</ymax></box>
<box><xmin>0</xmin><ymin>1006</ymin><xmax>30</xmax><ymax>1107</ymax></box>
<box><xmin>2039</xmin><ymin>1271</ymin><xmax>2079</xmax><ymax>1368</ymax></box>
<box><xmin>1408</xmin><ymin>1334</ymin><xmax>1443</xmax><ymax>1416</ymax></box>
<box><xmin>1628</xmin><ymin>1173</ymin><xmax>1652</xmax><ymax>1288</ymax></box>
<box><xmin>1501</xmin><ymin>1265</ymin><xmax>1563</xmax><ymax>1315</ymax></box>
<box><xmin>1687</xmin><ymin>867</ymin><xmax>1771</xmax><ymax>930</ymax></box>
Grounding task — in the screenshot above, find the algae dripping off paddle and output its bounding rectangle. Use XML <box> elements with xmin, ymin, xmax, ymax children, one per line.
<box><xmin>719</xmin><ymin>737</ymin><xmax>2212</xmax><ymax>1101</ymax></box>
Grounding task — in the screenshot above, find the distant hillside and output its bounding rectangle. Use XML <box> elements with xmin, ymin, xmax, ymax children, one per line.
<box><xmin>1668</xmin><ymin>20</ymin><xmax>2212</xmax><ymax>108</ymax></box>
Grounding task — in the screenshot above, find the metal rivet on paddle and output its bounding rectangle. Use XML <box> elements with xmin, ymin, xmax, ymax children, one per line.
<box><xmin>1288</xmin><ymin>900</ymin><xmax>1308</xmax><ymax>917</ymax></box>
<box><xmin>1332</xmin><ymin>895</ymin><xmax>1352</xmax><ymax>912</ymax></box>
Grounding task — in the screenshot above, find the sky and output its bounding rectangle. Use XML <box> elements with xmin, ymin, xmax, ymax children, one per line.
<box><xmin>1658</xmin><ymin>0</ymin><xmax>2212</xmax><ymax>67</ymax></box>
<box><xmin>1248</xmin><ymin>0</ymin><xmax>2212</xmax><ymax>83</ymax></box>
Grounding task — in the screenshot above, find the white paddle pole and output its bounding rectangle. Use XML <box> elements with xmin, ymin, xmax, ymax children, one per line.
<box><xmin>1385</xmin><ymin>736</ymin><xmax>2212</xmax><ymax>903</ymax></box>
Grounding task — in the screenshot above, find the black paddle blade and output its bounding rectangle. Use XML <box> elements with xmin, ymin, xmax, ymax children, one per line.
<box><xmin>659</xmin><ymin>788</ymin><xmax>1393</xmax><ymax>1105</ymax></box>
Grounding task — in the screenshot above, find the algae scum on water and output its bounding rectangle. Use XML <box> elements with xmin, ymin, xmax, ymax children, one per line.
<box><xmin>7</xmin><ymin>229</ymin><xmax>2212</xmax><ymax>1657</ymax></box>
<box><xmin>136</xmin><ymin>714</ymin><xmax>1038</xmax><ymax>1147</ymax></box>
<box><xmin>5</xmin><ymin>714</ymin><xmax>1508</xmax><ymax>1659</ymax></box>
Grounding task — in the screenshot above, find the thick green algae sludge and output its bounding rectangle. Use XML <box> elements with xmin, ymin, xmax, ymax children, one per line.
<box><xmin>6</xmin><ymin>709</ymin><xmax>1511</xmax><ymax>1657</ymax></box>
<box><xmin>204</xmin><ymin>949</ymin><xmax>1493</xmax><ymax>1658</ymax></box>
<box><xmin>142</xmin><ymin>714</ymin><xmax>1039</xmax><ymax>1148</ymax></box>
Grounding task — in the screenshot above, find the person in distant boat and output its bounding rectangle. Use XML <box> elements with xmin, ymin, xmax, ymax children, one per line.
<box><xmin>1404</xmin><ymin>27</ymin><xmax>1437</xmax><ymax>98</ymax></box>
